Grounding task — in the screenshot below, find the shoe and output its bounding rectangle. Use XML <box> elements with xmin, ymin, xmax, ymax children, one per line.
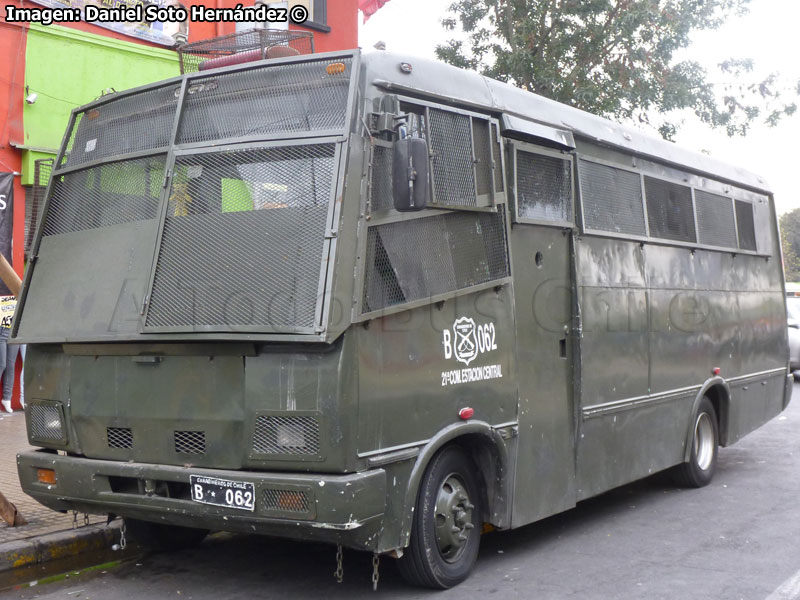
<box><xmin>1</xmin><ymin>400</ymin><xmax>12</xmax><ymax>413</ymax></box>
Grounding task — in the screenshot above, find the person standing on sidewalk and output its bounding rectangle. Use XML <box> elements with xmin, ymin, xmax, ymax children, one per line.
<box><xmin>0</xmin><ymin>295</ymin><xmax>17</xmax><ymax>413</ymax></box>
<box><xmin>0</xmin><ymin>254</ymin><xmax>23</xmax><ymax>414</ymax></box>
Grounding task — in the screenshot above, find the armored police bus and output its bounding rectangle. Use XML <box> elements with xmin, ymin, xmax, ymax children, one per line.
<box><xmin>14</xmin><ymin>48</ymin><xmax>791</xmax><ymax>589</ymax></box>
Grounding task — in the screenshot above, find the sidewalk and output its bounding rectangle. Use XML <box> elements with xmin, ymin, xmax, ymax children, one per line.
<box><xmin>0</xmin><ymin>410</ymin><xmax>105</xmax><ymax>543</ymax></box>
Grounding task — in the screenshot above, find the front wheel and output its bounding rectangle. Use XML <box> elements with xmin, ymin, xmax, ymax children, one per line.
<box><xmin>397</xmin><ymin>446</ymin><xmax>482</xmax><ymax>589</ymax></box>
<box><xmin>672</xmin><ymin>396</ymin><xmax>719</xmax><ymax>488</ymax></box>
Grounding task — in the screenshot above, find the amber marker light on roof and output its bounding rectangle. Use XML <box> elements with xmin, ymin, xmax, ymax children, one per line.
<box><xmin>326</xmin><ymin>62</ymin><xmax>346</xmax><ymax>75</ymax></box>
<box><xmin>37</xmin><ymin>468</ymin><xmax>56</xmax><ymax>485</ymax></box>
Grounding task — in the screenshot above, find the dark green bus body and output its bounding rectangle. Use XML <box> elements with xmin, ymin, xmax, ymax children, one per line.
<box><xmin>15</xmin><ymin>50</ymin><xmax>792</xmax><ymax>559</ymax></box>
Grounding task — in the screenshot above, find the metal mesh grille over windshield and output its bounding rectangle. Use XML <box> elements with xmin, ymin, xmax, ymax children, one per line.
<box><xmin>62</xmin><ymin>85</ymin><xmax>178</xmax><ymax>168</ymax></box>
<box><xmin>145</xmin><ymin>143</ymin><xmax>335</xmax><ymax>332</ymax></box>
<box><xmin>695</xmin><ymin>190</ymin><xmax>737</xmax><ymax>248</ymax></box>
<box><xmin>579</xmin><ymin>160</ymin><xmax>645</xmax><ymax>235</ymax></box>
<box><xmin>177</xmin><ymin>58</ymin><xmax>352</xmax><ymax>145</ymax></box>
<box><xmin>43</xmin><ymin>155</ymin><xmax>166</xmax><ymax>237</ymax></box>
<box><xmin>363</xmin><ymin>208</ymin><xmax>509</xmax><ymax>313</ymax></box>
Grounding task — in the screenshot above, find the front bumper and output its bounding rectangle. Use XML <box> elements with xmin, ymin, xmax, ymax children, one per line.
<box><xmin>18</xmin><ymin>450</ymin><xmax>386</xmax><ymax>551</ymax></box>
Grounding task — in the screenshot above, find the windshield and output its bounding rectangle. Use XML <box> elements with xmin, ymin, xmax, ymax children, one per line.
<box><xmin>16</xmin><ymin>54</ymin><xmax>356</xmax><ymax>343</ymax></box>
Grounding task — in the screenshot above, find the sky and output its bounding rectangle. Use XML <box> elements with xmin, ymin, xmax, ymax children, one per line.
<box><xmin>358</xmin><ymin>0</ymin><xmax>800</xmax><ymax>215</ymax></box>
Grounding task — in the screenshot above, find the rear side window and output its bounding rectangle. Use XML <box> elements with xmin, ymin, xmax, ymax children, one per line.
<box><xmin>578</xmin><ymin>156</ymin><xmax>767</xmax><ymax>254</ymax></box>
<box><xmin>695</xmin><ymin>190</ymin><xmax>737</xmax><ymax>248</ymax></box>
<box><xmin>644</xmin><ymin>176</ymin><xmax>696</xmax><ymax>243</ymax></box>
<box><xmin>735</xmin><ymin>200</ymin><xmax>757</xmax><ymax>251</ymax></box>
<box><xmin>579</xmin><ymin>160</ymin><xmax>646</xmax><ymax>236</ymax></box>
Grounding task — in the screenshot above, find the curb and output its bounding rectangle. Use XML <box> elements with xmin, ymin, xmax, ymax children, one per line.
<box><xmin>0</xmin><ymin>522</ymin><xmax>122</xmax><ymax>573</ymax></box>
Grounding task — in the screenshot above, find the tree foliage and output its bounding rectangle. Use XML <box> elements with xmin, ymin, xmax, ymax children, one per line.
<box><xmin>781</xmin><ymin>209</ymin><xmax>800</xmax><ymax>283</ymax></box>
<box><xmin>436</xmin><ymin>0</ymin><xmax>798</xmax><ymax>139</ymax></box>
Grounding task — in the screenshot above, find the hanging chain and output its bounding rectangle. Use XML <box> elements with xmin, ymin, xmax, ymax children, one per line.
<box><xmin>334</xmin><ymin>544</ymin><xmax>344</xmax><ymax>583</ymax></box>
<box><xmin>372</xmin><ymin>553</ymin><xmax>380</xmax><ymax>592</ymax></box>
<box><xmin>119</xmin><ymin>520</ymin><xmax>127</xmax><ymax>550</ymax></box>
<box><xmin>71</xmin><ymin>511</ymin><xmax>78</xmax><ymax>530</ymax></box>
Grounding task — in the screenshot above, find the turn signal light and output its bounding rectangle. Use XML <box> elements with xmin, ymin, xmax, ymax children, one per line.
<box><xmin>326</xmin><ymin>62</ymin><xmax>346</xmax><ymax>75</ymax></box>
<box><xmin>459</xmin><ymin>407</ymin><xmax>474</xmax><ymax>420</ymax></box>
<box><xmin>712</xmin><ymin>367</ymin><xmax>721</xmax><ymax>376</ymax></box>
<box><xmin>277</xmin><ymin>491</ymin><xmax>306</xmax><ymax>511</ymax></box>
<box><xmin>37</xmin><ymin>468</ymin><xmax>56</xmax><ymax>485</ymax></box>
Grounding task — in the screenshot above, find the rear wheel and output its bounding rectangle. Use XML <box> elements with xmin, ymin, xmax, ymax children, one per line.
<box><xmin>124</xmin><ymin>518</ymin><xmax>208</xmax><ymax>552</ymax></box>
<box><xmin>672</xmin><ymin>396</ymin><xmax>719</xmax><ymax>488</ymax></box>
<box><xmin>397</xmin><ymin>446</ymin><xmax>482</xmax><ymax>589</ymax></box>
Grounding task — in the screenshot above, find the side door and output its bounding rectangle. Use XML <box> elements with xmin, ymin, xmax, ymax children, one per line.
<box><xmin>506</xmin><ymin>139</ymin><xmax>578</xmax><ymax>526</ymax></box>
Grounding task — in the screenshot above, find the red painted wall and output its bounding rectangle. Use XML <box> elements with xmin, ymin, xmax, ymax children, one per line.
<box><xmin>0</xmin><ymin>21</ymin><xmax>27</xmax><ymax>411</ymax></box>
<box><xmin>0</xmin><ymin>20</ymin><xmax>27</xmax><ymax>280</ymax></box>
<box><xmin>294</xmin><ymin>0</ymin><xmax>359</xmax><ymax>52</ymax></box>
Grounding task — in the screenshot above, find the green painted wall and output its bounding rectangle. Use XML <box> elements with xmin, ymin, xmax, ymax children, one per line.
<box><xmin>22</xmin><ymin>24</ymin><xmax>180</xmax><ymax>164</ymax></box>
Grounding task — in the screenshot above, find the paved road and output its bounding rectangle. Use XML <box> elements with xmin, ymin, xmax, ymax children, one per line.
<box><xmin>6</xmin><ymin>383</ymin><xmax>800</xmax><ymax>599</ymax></box>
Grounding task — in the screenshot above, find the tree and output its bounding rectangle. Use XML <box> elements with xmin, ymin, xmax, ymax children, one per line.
<box><xmin>781</xmin><ymin>209</ymin><xmax>800</xmax><ymax>283</ymax></box>
<box><xmin>436</xmin><ymin>0</ymin><xmax>799</xmax><ymax>139</ymax></box>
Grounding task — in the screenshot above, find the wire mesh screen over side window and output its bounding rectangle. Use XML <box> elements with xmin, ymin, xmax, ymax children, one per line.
<box><xmin>695</xmin><ymin>190</ymin><xmax>738</xmax><ymax>248</ymax></box>
<box><xmin>177</xmin><ymin>58</ymin><xmax>352</xmax><ymax>146</ymax></box>
<box><xmin>145</xmin><ymin>144</ymin><xmax>335</xmax><ymax>331</ymax></box>
<box><xmin>362</xmin><ymin>209</ymin><xmax>509</xmax><ymax>313</ymax></box>
<box><xmin>472</xmin><ymin>117</ymin><xmax>493</xmax><ymax>197</ymax></box>
<box><xmin>735</xmin><ymin>200</ymin><xmax>758</xmax><ymax>251</ymax></box>
<box><xmin>491</xmin><ymin>123</ymin><xmax>504</xmax><ymax>193</ymax></box>
<box><xmin>579</xmin><ymin>161</ymin><xmax>646</xmax><ymax>236</ymax></box>
<box><xmin>429</xmin><ymin>109</ymin><xmax>477</xmax><ymax>207</ymax></box>
<box><xmin>516</xmin><ymin>150</ymin><xmax>572</xmax><ymax>222</ymax></box>
<box><xmin>42</xmin><ymin>155</ymin><xmax>166</xmax><ymax>237</ymax></box>
<box><xmin>644</xmin><ymin>176</ymin><xmax>696</xmax><ymax>243</ymax></box>
<box><xmin>369</xmin><ymin>144</ymin><xmax>394</xmax><ymax>213</ymax></box>
<box><xmin>63</xmin><ymin>85</ymin><xmax>178</xmax><ymax>168</ymax></box>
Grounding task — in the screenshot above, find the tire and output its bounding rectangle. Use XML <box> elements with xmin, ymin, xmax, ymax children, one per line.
<box><xmin>124</xmin><ymin>518</ymin><xmax>209</xmax><ymax>552</ymax></box>
<box><xmin>397</xmin><ymin>446</ymin><xmax>482</xmax><ymax>589</ymax></box>
<box><xmin>672</xmin><ymin>396</ymin><xmax>719</xmax><ymax>488</ymax></box>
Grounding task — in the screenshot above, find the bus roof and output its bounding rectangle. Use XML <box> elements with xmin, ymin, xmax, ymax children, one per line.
<box><xmin>362</xmin><ymin>51</ymin><xmax>772</xmax><ymax>195</ymax></box>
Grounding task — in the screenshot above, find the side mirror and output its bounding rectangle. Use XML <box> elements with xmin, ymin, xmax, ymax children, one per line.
<box><xmin>392</xmin><ymin>138</ymin><xmax>429</xmax><ymax>211</ymax></box>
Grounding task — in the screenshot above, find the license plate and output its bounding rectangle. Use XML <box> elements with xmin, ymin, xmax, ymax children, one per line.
<box><xmin>190</xmin><ymin>475</ymin><xmax>255</xmax><ymax>512</ymax></box>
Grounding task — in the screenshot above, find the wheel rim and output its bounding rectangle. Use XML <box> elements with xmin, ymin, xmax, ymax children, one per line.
<box><xmin>433</xmin><ymin>473</ymin><xmax>475</xmax><ymax>563</ymax></box>
<box><xmin>694</xmin><ymin>412</ymin><xmax>714</xmax><ymax>471</ymax></box>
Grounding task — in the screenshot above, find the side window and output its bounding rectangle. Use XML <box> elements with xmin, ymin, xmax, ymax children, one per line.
<box><xmin>735</xmin><ymin>199</ymin><xmax>757</xmax><ymax>251</ymax></box>
<box><xmin>513</xmin><ymin>143</ymin><xmax>573</xmax><ymax>225</ymax></box>
<box><xmin>428</xmin><ymin>108</ymin><xmax>498</xmax><ymax>209</ymax></box>
<box><xmin>578</xmin><ymin>160</ymin><xmax>646</xmax><ymax>236</ymax></box>
<box><xmin>695</xmin><ymin>190</ymin><xmax>737</xmax><ymax>248</ymax></box>
<box><xmin>360</xmin><ymin>100</ymin><xmax>510</xmax><ymax>317</ymax></box>
<box><xmin>366</xmin><ymin>101</ymin><xmax>504</xmax><ymax>216</ymax></box>
<box><xmin>644</xmin><ymin>176</ymin><xmax>696</xmax><ymax>243</ymax></box>
<box><xmin>578</xmin><ymin>156</ymin><xmax>766</xmax><ymax>254</ymax></box>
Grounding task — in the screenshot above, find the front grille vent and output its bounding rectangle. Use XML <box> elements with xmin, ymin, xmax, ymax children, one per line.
<box><xmin>174</xmin><ymin>430</ymin><xmax>206</xmax><ymax>454</ymax></box>
<box><xmin>263</xmin><ymin>489</ymin><xmax>310</xmax><ymax>513</ymax></box>
<box><xmin>29</xmin><ymin>403</ymin><xmax>64</xmax><ymax>442</ymax></box>
<box><xmin>107</xmin><ymin>427</ymin><xmax>133</xmax><ymax>449</ymax></box>
<box><xmin>253</xmin><ymin>416</ymin><xmax>319</xmax><ymax>456</ymax></box>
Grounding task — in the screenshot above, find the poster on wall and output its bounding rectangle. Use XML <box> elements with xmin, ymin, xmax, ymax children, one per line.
<box><xmin>0</xmin><ymin>175</ymin><xmax>14</xmax><ymax>296</ymax></box>
<box><xmin>28</xmin><ymin>0</ymin><xmax>187</xmax><ymax>47</ymax></box>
